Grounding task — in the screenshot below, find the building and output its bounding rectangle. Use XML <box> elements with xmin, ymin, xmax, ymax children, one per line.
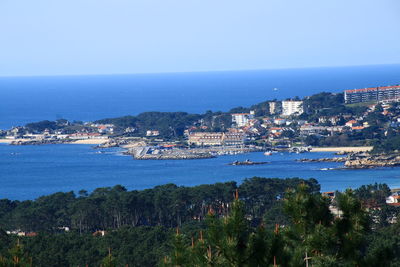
<box><xmin>300</xmin><ymin>125</ymin><xmax>345</xmax><ymax>135</ymax></box>
<box><xmin>282</xmin><ymin>101</ymin><xmax>304</xmax><ymax>116</ymax></box>
<box><xmin>146</xmin><ymin>130</ymin><xmax>160</xmax><ymax>136</ymax></box>
<box><xmin>345</xmin><ymin>120</ymin><xmax>359</xmax><ymax>127</ymax></box>
<box><xmin>273</xmin><ymin>118</ymin><xmax>286</xmax><ymax>125</ymax></box>
<box><xmin>188</xmin><ymin>132</ymin><xmax>246</xmax><ymax>146</ymax></box>
<box><xmin>269</xmin><ymin>102</ymin><xmax>281</xmax><ymax>114</ymax></box>
<box><xmin>231</xmin><ymin>111</ymin><xmax>255</xmax><ymax>127</ymax></box>
<box><xmin>344</xmin><ymin>85</ymin><xmax>400</xmax><ymax>104</ymax></box>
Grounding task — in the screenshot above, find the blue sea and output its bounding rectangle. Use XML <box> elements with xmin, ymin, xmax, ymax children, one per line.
<box><xmin>1</xmin><ymin>64</ymin><xmax>400</xmax><ymax>129</ymax></box>
<box><xmin>1</xmin><ymin>64</ymin><xmax>400</xmax><ymax>200</ymax></box>
<box><xmin>1</xmin><ymin>144</ymin><xmax>400</xmax><ymax>200</ymax></box>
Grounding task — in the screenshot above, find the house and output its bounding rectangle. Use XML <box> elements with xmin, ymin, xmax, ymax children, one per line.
<box><xmin>269</xmin><ymin>127</ymin><xmax>283</xmax><ymax>134</ymax></box>
<box><xmin>93</xmin><ymin>230</ymin><xmax>106</xmax><ymax>237</ymax></box>
<box><xmin>386</xmin><ymin>194</ymin><xmax>400</xmax><ymax>204</ymax></box>
<box><xmin>300</xmin><ymin>125</ymin><xmax>329</xmax><ymax>135</ymax></box>
<box><xmin>146</xmin><ymin>130</ymin><xmax>160</xmax><ymax>137</ymax></box>
<box><xmin>318</xmin><ymin>116</ymin><xmax>339</xmax><ymax>125</ymax></box>
<box><xmin>322</xmin><ymin>192</ymin><xmax>335</xmax><ymax>201</ymax></box>
<box><xmin>345</xmin><ymin>120</ymin><xmax>358</xmax><ymax>127</ymax></box>
<box><xmin>273</xmin><ymin>118</ymin><xmax>286</xmax><ymax>125</ymax></box>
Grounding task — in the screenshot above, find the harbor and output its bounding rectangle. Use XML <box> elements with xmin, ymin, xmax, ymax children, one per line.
<box><xmin>2</xmin><ymin>143</ymin><xmax>400</xmax><ymax>200</ymax></box>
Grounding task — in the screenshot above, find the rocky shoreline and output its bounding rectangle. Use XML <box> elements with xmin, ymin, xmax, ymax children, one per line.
<box><xmin>296</xmin><ymin>157</ymin><xmax>347</xmax><ymax>163</ymax></box>
<box><xmin>344</xmin><ymin>154</ymin><xmax>400</xmax><ymax>169</ymax></box>
<box><xmin>299</xmin><ymin>152</ymin><xmax>400</xmax><ymax>169</ymax></box>
<box><xmin>9</xmin><ymin>139</ymin><xmax>75</xmax><ymax>145</ymax></box>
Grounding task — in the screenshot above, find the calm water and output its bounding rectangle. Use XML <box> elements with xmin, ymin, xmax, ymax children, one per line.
<box><xmin>1</xmin><ymin>64</ymin><xmax>400</xmax><ymax>129</ymax></box>
<box><xmin>1</xmin><ymin>144</ymin><xmax>400</xmax><ymax>200</ymax></box>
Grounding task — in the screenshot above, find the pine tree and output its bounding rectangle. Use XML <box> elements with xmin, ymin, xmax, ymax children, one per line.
<box><xmin>0</xmin><ymin>239</ymin><xmax>32</xmax><ymax>267</ymax></box>
<box><xmin>101</xmin><ymin>248</ymin><xmax>116</xmax><ymax>267</ymax></box>
<box><xmin>334</xmin><ymin>189</ymin><xmax>369</xmax><ymax>265</ymax></box>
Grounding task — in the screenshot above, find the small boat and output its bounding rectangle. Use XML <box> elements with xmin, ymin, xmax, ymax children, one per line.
<box><xmin>264</xmin><ymin>151</ymin><xmax>272</xmax><ymax>156</ymax></box>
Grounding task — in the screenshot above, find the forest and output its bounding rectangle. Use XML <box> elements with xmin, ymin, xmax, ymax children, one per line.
<box><xmin>0</xmin><ymin>178</ymin><xmax>399</xmax><ymax>266</ymax></box>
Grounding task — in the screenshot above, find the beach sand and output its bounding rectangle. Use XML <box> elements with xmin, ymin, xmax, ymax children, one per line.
<box><xmin>0</xmin><ymin>139</ymin><xmax>17</xmax><ymax>144</ymax></box>
<box><xmin>310</xmin><ymin>146</ymin><xmax>373</xmax><ymax>152</ymax></box>
<box><xmin>70</xmin><ymin>139</ymin><xmax>108</xmax><ymax>144</ymax></box>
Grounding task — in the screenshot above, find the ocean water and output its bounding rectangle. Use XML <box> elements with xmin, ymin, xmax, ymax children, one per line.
<box><xmin>1</xmin><ymin>64</ymin><xmax>400</xmax><ymax>129</ymax></box>
<box><xmin>1</xmin><ymin>65</ymin><xmax>400</xmax><ymax>200</ymax></box>
<box><xmin>1</xmin><ymin>144</ymin><xmax>400</xmax><ymax>200</ymax></box>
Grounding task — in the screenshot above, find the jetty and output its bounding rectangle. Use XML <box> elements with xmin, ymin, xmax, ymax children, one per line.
<box><xmin>229</xmin><ymin>159</ymin><xmax>269</xmax><ymax>166</ymax></box>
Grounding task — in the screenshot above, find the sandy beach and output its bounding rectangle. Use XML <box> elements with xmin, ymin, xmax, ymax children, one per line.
<box><xmin>310</xmin><ymin>146</ymin><xmax>373</xmax><ymax>152</ymax></box>
<box><xmin>70</xmin><ymin>138</ymin><xmax>108</xmax><ymax>144</ymax></box>
<box><xmin>0</xmin><ymin>139</ymin><xmax>17</xmax><ymax>144</ymax></box>
<box><xmin>0</xmin><ymin>138</ymin><xmax>108</xmax><ymax>145</ymax></box>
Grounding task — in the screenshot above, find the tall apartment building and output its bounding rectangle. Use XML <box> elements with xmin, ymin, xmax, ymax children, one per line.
<box><xmin>344</xmin><ymin>85</ymin><xmax>400</xmax><ymax>104</ymax></box>
<box><xmin>282</xmin><ymin>101</ymin><xmax>304</xmax><ymax>116</ymax></box>
<box><xmin>231</xmin><ymin>111</ymin><xmax>255</xmax><ymax>127</ymax></box>
<box><xmin>269</xmin><ymin>102</ymin><xmax>281</xmax><ymax>114</ymax></box>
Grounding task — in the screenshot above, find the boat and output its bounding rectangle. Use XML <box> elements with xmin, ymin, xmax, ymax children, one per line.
<box><xmin>264</xmin><ymin>151</ymin><xmax>272</xmax><ymax>156</ymax></box>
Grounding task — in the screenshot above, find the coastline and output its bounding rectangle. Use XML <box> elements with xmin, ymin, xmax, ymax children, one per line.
<box><xmin>0</xmin><ymin>138</ymin><xmax>108</xmax><ymax>145</ymax></box>
<box><xmin>310</xmin><ymin>146</ymin><xmax>373</xmax><ymax>152</ymax></box>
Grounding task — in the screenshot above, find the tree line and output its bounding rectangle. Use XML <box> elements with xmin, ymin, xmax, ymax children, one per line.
<box><xmin>0</xmin><ymin>178</ymin><xmax>319</xmax><ymax>233</ymax></box>
<box><xmin>0</xmin><ymin>180</ymin><xmax>399</xmax><ymax>266</ymax></box>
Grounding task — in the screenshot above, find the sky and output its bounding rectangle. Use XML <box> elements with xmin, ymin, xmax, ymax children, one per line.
<box><xmin>0</xmin><ymin>0</ymin><xmax>399</xmax><ymax>76</ymax></box>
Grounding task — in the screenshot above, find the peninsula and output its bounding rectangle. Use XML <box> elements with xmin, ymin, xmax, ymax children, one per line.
<box><xmin>1</xmin><ymin>84</ymin><xmax>400</xmax><ymax>164</ymax></box>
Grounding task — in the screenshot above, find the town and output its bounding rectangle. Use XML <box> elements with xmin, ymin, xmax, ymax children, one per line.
<box><xmin>1</xmin><ymin>84</ymin><xmax>400</xmax><ymax>161</ymax></box>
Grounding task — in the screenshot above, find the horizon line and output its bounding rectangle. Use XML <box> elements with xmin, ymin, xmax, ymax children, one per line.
<box><xmin>0</xmin><ymin>63</ymin><xmax>399</xmax><ymax>79</ymax></box>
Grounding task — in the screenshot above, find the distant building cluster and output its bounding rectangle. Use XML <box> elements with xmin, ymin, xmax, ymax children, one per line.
<box><xmin>344</xmin><ymin>85</ymin><xmax>400</xmax><ymax>104</ymax></box>
<box><xmin>188</xmin><ymin>132</ymin><xmax>246</xmax><ymax>146</ymax></box>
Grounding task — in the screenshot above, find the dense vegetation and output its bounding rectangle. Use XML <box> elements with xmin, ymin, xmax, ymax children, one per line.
<box><xmin>164</xmin><ymin>184</ymin><xmax>400</xmax><ymax>266</ymax></box>
<box><xmin>0</xmin><ymin>178</ymin><xmax>319</xmax><ymax>232</ymax></box>
<box><xmin>0</xmin><ymin>179</ymin><xmax>399</xmax><ymax>266</ymax></box>
<box><xmin>372</xmin><ymin>135</ymin><xmax>400</xmax><ymax>153</ymax></box>
<box><xmin>97</xmin><ymin>112</ymin><xmax>203</xmax><ymax>138</ymax></box>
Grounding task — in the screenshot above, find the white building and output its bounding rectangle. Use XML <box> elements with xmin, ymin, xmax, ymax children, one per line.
<box><xmin>269</xmin><ymin>102</ymin><xmax>280</xmax><ymax>114</ymax></box>
<box><xmin>146</xmin><ymin>130</ymin><xmax>160</xmax><ymax>136</ymax></box>
<box><xmin>282</xmin><ymin>101</ymin><xmax>304</xmax><ymax>116</ymax></box>
<box><xmin>231</xmin><ymin>111</ymin><xmax>255</xmax><ymax>127</ymax></box>
<box><xmin>188</xmin><ymin>132</ymin><xmax>246</xmax><ymax>146</ymax></box>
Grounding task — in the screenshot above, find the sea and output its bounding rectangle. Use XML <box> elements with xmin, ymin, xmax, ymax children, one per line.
<box><xmin>1</xmin><ymin>64</ymin><xmax>400</xmax><ymax>200</ymax></box>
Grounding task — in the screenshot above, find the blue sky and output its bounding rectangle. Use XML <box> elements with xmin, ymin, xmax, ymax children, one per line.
<box><xmin>0</xmin><ymin>0</ymin><xmax>399</xmax><ymax>76</ymax></box>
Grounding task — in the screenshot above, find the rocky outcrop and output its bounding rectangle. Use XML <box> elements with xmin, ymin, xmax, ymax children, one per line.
<box><xmin>10</xmin><ymin>139</ymin><xmax>74</xmax><ymax>145</ymax></box>
<box><xmin>297</xmin><ymin>157</ymin><xmax>346</xmax><ymax>163</ymax></box>
<box><xmin>229</xmin><ymin>160</ymin><xmax>269</xmax><ymax>166</ymax></box>
<box><xmin>298</xmin><ymin>152</ymin><xmax>400</xmax><ymax>169</ymax></box>
<box><xmin>344</xmin><ymin>154</ymin><xmax>400</xmax><ymax>169</ymax></box>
